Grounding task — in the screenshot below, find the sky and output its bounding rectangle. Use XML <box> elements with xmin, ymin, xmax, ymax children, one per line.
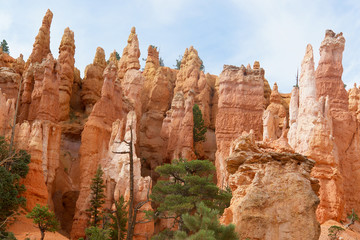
<box><xmin>1</xmin><ymin>0</ymin><xmax>359</xmax><ymax>93</ymax></box>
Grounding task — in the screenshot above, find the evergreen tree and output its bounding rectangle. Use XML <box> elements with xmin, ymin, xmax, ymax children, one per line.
<box><xmin>26</xmin><ymin>204</ymin><xmax>59</xmax><ymax>240</ymax></box>
<box><xmin>85</xmin><ymin>226</ymin><xmax>111</xmax><ymax>240</ymax></box>
<box><xmin>115</xmin><ymin>51</ymin><xmax>120</xmax><ymax>60</ymax></box>
<box><xmin>159</xmin><ymin>57</ymin><xmax>164</xmax><ymax>67</ymax></box>
<box><xmin>0</xmin><ymin>40</ymin><xmax>9</xmax><ymax>54</ymax></box>
<box><xmin>174</xmin><ymin>55</ymin><xmax>182</xmax><ymax>70</ymax></box>
<box><xmin>109</xmin><ymin>196</ymin><xmax>128</xmax><ymax>240</ymax></box>
<box><xmin>87</xmin><ymin>165</ymin><xmax>106</xmax><ymax>227</ymax></box>
<box><xmin>173</xmin><ymin>202</ymin><xmax>238</xmax><ymax>240</ymax></box>
<box><xmin>193</xmin><ymin>104</ymin><xmax>207</xmax><ymax>144</ymax></box>
<box><xmin>150</xmin><ymin>159</ymin><xmax>232</xmax><ymax>238</ymax></box>
<box><xmin>0</xmin><ymin>136</ymin><xmax>30</xmax><ymax>235</ymax></box>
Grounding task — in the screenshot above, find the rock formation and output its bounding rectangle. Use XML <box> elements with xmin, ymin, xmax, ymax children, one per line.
<box><xmin>81</xmin><ymin>47</ymin><xmax>106</xmax><ymax>115</ymax></box>
<box><xmin>117</xmin><ymin>27</ymin><xmax>141</xmax><ymax>80</ymax></box>
<box><xmin>58</xmin><ymin>27</ymin><xmax>75</xmax><ymax>121</ymax></box>
<box><xmin>221</xmin><ymin>131</ymin><xmax>320</xmax><ymax>240</ymax></box>
<box><xmin>215</xmin><ymin>64</ymin><xmax>264</xmax><ymax>187</ymax></box>
<box><xmin>25</xmin><ymin>9</ymin><xmax>53</xmax><ymax>68</ymax></box>
<box><xmin>0</xmin><ymin>89</ymin><xmax>15</xmax><ymax>137</ymax></box>
<box><xmin>71</xmin><ymin>63</ymin><xmax>122</xmax><ymax>239</ymax></box>
<box><xmin>139</xmin><ymin>66</ymin><xmax>176</xmax><ymax>176</ymax></box>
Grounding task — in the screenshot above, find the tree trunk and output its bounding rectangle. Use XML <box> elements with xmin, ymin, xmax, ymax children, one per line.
<box><xmin>126</xmin><ymin>126</ymin><xmax>135</xmax><ymax>240</ymax></box>
<box><xmin>40</xmin><ymin>229</ymin><xmax>45</xmax><ymax>240</ymax></box>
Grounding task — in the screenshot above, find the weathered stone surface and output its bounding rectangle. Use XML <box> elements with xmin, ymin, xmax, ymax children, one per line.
<box><xmin>117</xmin><ymin>27</ymin><xmax>141</xmax><ymax>80</ymax></box>
<box><xmin>0</xmin><ymin>89</ymin><xmax>15</xmax><ymax>137</ymax></box>
<box><xmin>140</xmin><ymin>67</ymin><xmax>176</xmax><ymax>176</ymax></box>
<box><xmin>69</xmin><ymin>67</ymin><xmax>83</xmax><ymax>112</ymax></box>
<box><xmin>215</xmin><ymin>64</ymin><xmax>264</xmax><ymax>187</ymax></box>
<box><xmin>161</xmin><ymin>91</ymin><xmax>196</xmax><ymax>161</ymax></box>
<box><xmin>15</xmin><ymin>120</ymin><xmax>61</xmax><ymax>210</ymax></box>
<box><xmin>221</xmin><ymin>131</ymin><xmax>320</xmax><ymax>240</ymax></box>
<box><xmin>58</xmin><ymin>27</ymin><xmax>75</xmax><ymax>121</ymax></box>
<box><xmin>25</xmin><ymin>9</ymin><xmax>53</xmax><ymax>68</ymax></box>
<box><xmin>264</xmin><ymin>83</ymin><xmax>287</xmax><ymax>140</ymax></box>
<box><xmin>0</xmin><ymin>67</ymin><xmax>21</xmax><ymax>100</ymax></box>
<box><xmin>81</xmin><ymin>47</ymin><xmax>106</xmax><ymax>115</ymax></box>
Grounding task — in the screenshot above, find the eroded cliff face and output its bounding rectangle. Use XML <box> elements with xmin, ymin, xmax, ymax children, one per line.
<box><xmin>81</xmin><ymin>47</ymin><xmax>106</xmax><ymax>115</ymax></box>
<box><xmin>7</xmin><ymin>9</ymin><xmax>359</xmax><ymax>239</ymax></box>
<box><xmin>221</xmin><ymin>131</ymin><xmax>320</xmax><ymax>240</ymax></box>
<box><xmin>215</xmin><ymin>64</ymin><xmax>264</xmax><ymax>187</ymax></box>
<box><xmin>287</xmin><ymin>30</ymin><xmax>360</xmax><ymax>224</ymax></box>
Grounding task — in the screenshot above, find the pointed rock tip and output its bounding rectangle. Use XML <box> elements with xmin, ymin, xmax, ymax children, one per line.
<box><xmin>273</xmin><ymin>82</ymin><xmax>278</xmax><ymax>91</ymax></box>
<box><xmin>253</xmin><ymin>61</ymin><xmax>260</xmax><ymax>69</ymax></box>
<box><xmin>131</xmin><ymin>26</ymin><xmax>136</xmax><ymax>33</ymax></box>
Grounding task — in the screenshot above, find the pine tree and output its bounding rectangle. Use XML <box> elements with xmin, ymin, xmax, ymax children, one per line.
<box><xmin>109</xmin><ymin>196</ymin><xmax>128</xmax><ymax>240</ymax></box>
<box><xmin>173</xmin><ymin>202</ymin><xmax>238</xmax><ymax>240</ymax></box>
<box><xmin>193</xmin><ymin>104</ymin><xmax>207</xmax><ymax>144</ymax></box>
<box><xmin>0</xmin><ymin>40</ymin><xmax>9</xmax><ymax>54</ymax></box>
<box><xmin>87</xmin><ymin>165</ymin><xmax>106</xmax><ymax>227</ymax></box>
<box><xmin>26</xmin><ymin>204</ymin><xmax>59</xmax><ymax>240</ymax></box>
<box><xmin>150</xmin><ymin>159</ymin><xmax>232</xmax><ymax>238</ymax></box>
<box><xmin>85</xmin><ymin>226</ymin><xmax>111</xmax><ymax>240</ymax></box>
<box><xmin>115</xmin><ymin>51</ymin><xmax>120</xmax><ymax>60</ymax></box>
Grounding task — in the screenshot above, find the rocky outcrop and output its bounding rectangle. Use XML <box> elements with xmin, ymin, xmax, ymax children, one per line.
<box><xmin>117</xmin><ymin>27</ymin><xmax>141</xmax><ymax>80</ymax></box>
<box><xmin>161</xmin><ymin>91</ymin><xmax>196</xmax><ymax>161</ymax></box>
<box><xmin>58</xmin><ymin>27</ymin><xmax>75</xmax><ymax>121</ymax></box>
<box><xmin>70</xmin><ymin>67</ymin><xmax>83</xmax><ymax>112</ymax></box>
<box><xmin>0</xmin><ymin>89</ymin><xmax>15</xmax><ymax>137</ymax></box>
<box><xmin>139</xmin><ymin>66</ymin><xmax>176</xmax><ymax>177</ymax></box>
<box><xmin>71</xmin><ymin>63</ymin><xmax>122</xmax><ymax>239</ymax></box>
<box><xmin>0</xmin><ymin>67</ymin><xmax>21</xmax><ymax>100</ymax></box>
<box><xmin>221</xmin><ymin>131</ymin><xmax>320</xmax><ymax>240</ymax></box>
<box><xmin>263</xmin><ymin>83</ymin><xmax>287</xmax><ymax>141</ymax></box>
<box><xmin>81</xmin><ymin>47</ymin><xmax>106</xmax><ymax>115</ymax></box>
<box><xmin>215</xmin><ymin>64</ymin><xmax>264</xmax><ymax>187</ymax></box>
<box><xmin>25</xmin><ymin>9</ymin><xmax>53</xmax><ymax>68</ymax></box>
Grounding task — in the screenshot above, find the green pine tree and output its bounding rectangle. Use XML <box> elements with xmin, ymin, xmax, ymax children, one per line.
<box><xmin>0</xmin><ymin>40</ymin><xmax>9</xmax><ymax>54</ymax></box>
<box><xmin>109</xmin><ymin>196</ymin><xmax>128</xmax><ymax>240</ymax></box>
<box><xmin>0</xmin><ymin>136</ymin><xmax>30</xmax><ymax>236</ymax></box>
<box><xmin>150</xmin><ymin>159</ymin><xmax>232</xmax><ymax>239</ymax></box>
<box><xmin>85</xmin><ymin>226</ymin><xmax>111</xmax><ymax>240</ymax></box>
<box><xmin>115</xmin><ymin>51</ymin><xmax>120</xmax><ymax>60</ymax></box>
<box><xmin>26</xmin><ymin>204</ymin><xmax>59</xmax><ymax>240</ymax></box>
<box><xmin>87</xmin><ymin>165</ymin><xmax>106</xmax><ymax>227</ymax></box>
<box><xmin>174</xmin><ymin>55</ymin><xmax>182</xmax><ymax>70</ymax></box>
<box><xmin>174</xmin><ymin>202</ymin><xmax>238</xmax><ymax>240</ymax></box>
<box><xmin>193</xmin><ymin>104</ymin><xmax>207</xmax><ymax>144</ymax></box>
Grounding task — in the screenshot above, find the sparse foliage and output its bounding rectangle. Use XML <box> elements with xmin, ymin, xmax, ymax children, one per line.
<box><xmin>0</xmin><ymin>136</ymin><xmax>30</xmax><ymax>236</ymax></box>
<box><xmin>328</xmin><ymin>225</ymin><xmax>344</xmax><ymax>240</ymax></box>
<box><xmin>150</xmin><ymin>159</ymin><xmax>232</xmax><ymax>238</ymax></box>
<box><xmin>86</xmin><ymin>165</ymin><xmax>106</xmax><ymax>227</ymax></box>
<box><xmin>26</xmin><ymin>204</ymin><xmax>59</xmax><ymax>240</ymax></box>
<box><xmin>174</xmin><ymin>55</ymin><xmax>182</xmax><ymax>70</ymax></box>
<box><xmin>1</xmin><ymin>40</ymin><xmax>9</xmax><ymax>54</ymax></box>
<box><xmin>109</xmin><ymin>196</ymin><xmax>128</xmax><ymax>240</ymax></box>
<box><xmin>85</xmin><ymin>226</ymin><xmax>111</xmax><ymax>240</ymax></box>
<box><xmin>173</xmin><ymin>202</ymin><xmax>238</xmax><ymax>240</ymax></box>
<box><xmin>344</xmin><ymin>209</ymin><xmax>359</xmax><ymax>228</ymax></box>
<box><xmin>159</xmin><ymin>57</ymin><xmax>164</xmax><ymax>67</ymax></box>
<box><xmin>193</xmin><ymin>104</ymin><xmax>207</xmax><ymax>144</ymax></box>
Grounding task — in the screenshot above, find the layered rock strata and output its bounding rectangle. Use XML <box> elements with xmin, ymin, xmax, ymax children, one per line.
<box><xmin>215</xmin><ymin>64</ymin><xmax>264</xmax><ymax>187</ymax></box>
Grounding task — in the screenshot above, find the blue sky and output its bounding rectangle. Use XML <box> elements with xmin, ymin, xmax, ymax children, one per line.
<box><xmin>1</xmin><ymin>0</ymin><xmax>359</xmax><ymax>92</ymax></box>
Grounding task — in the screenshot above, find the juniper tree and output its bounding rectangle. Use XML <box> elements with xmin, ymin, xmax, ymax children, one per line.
<box><xmin>150</xmin><ymin>159</ymin><xmax>232</xmax><ymax>239</ymax></box>
<box><xmin>26</xmin><ymin>204</ymin><xmax>59</xmax><ymax>240</ymax></box>
<box><xmin>173</xmin><ymin>202</ymin><xmax>238</xmax><ymax>240</ymax></box>
<box><xmin>87</xmin><ymin>165</ymin><xmax>106</xmax><ymax>227</ymax></box>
